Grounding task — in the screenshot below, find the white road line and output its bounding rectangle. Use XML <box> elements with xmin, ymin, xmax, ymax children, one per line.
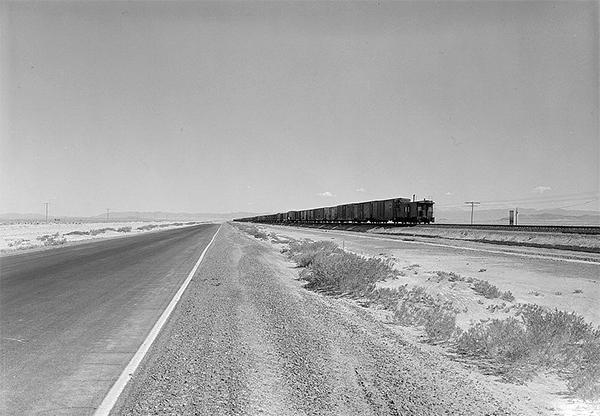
<box><xmin>282</xmin><ymin>227</ymin><xmax>600</xmax><ymax>266</ymax></box>
<box><xmin>94</xmin><ymin>224</ymin><xmax>222</xmax><ymax>416</ymax></box>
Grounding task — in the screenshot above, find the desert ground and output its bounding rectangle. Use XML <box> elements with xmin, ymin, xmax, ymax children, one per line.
<box><xmin>0</xmin><ymin>220</ymin><xmax>205</xmax><ymax>254</ymax></box>
<box><xmin>2</xmin><ymin>220</ymin><xmax>598</xmax><ymax>415</ymax></box>
<box><xmin>246</xmin><ymin>223</ymin><xmax>600</xmax><ymax>416</ymax></box>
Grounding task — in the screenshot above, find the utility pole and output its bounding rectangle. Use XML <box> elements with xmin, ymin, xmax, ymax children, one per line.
<box><xmin>106</xmin><ymin>208</ymin><xmax>110</xmax><ymax>222</ymax></box>
<box><xmin>465</xmin><ymin>201</ymin><xmax>480</xmax><ymax>225</ymax></box>
<box><xmin>44</xmin><ymin>202</ymin><xmax>50</xmax><ymax>223</ymax></box>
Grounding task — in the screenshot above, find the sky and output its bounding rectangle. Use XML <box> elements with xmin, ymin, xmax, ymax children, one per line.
<box><xmin>1</xmin><ymin>1</ymin><xmax>598</xmax><ymax>217</ymax></box>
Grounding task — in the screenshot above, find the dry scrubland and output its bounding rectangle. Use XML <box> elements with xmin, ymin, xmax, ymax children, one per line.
<box><xmin>0</xmin><ymin>220</ymin><xmax>205</xmax><ymax>254</ymax></box>
<box><xmin>233</xmin><ymin>222</ymin><xmax>600</xmax><ymax>415</ymax></box>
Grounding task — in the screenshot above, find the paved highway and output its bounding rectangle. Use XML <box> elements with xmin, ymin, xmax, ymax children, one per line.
<box><xmin>0</xmin><ymin>224</ymin><xmax>219</xmax><ymax>415</ymax></box>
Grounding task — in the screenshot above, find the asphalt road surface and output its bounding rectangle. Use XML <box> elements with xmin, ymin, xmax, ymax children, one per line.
<box><xmin>0</xmin><ymin>223</ymin><xmax>219</xmax><ymax>415</ymax></box>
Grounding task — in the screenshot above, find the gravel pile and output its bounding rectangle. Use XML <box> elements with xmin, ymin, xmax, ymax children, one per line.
<box><xmin>112</xmin><ymin>223</ymin><xmax>530</xmax><ymax>415</ymax></box>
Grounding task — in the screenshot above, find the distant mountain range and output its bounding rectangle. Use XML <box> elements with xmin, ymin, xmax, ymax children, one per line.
<box><xmin>434</xmin><ymin>207</ymin><xmax>599</xmax><ymax>225</ymax></box>
<box><xmin>2</xmin><ymin>208</ymin><xmax>598</xmax><ymax>226</ymax></box>
<box><xmin>0</xmin><ymin>211</ymin><xmax>261</xmax><ymax>222</ymax></box>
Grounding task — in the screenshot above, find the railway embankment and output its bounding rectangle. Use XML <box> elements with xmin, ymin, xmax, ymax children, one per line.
<box><xmin>283</xmin><ymin>223</ymin><xmax>600</xmax><ymax>253</ymax></box>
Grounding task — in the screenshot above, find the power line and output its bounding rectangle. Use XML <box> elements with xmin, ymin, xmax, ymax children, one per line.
<box><xmin>441</xmin><ymin>191</ymin><xmax>599</xmax><ymax>209</ymax></box>
<box><xmin>465</xmin><ymin>201</ymin><xmax>480</xmax><ymax>224</ymax></box>
<box><xmin>554</xmin><ymin>197</ymin><xmax>600</xmax><ymax>210</ymax></box>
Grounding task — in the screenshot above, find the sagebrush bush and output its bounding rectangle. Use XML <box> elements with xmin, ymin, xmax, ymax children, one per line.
<box><xmin>435</xmin><ymin>271</ymin><xmax>464</xmax><ymax>282</ymax></box>
<box><xmin>287</xmin><ymin>240</ymin><xmax>398</xmax><ymax>297</ymax></box>
<box><xmin>369</xmin><ymin>287</ymin><xmax>407</xmax><ymax>310</ymax></box>
<box><xmin>302</xmin><ymin>251</ymin><xmax>397</xmax><ymax>297</ymax></box>
<box><xmin>288</xmin><ymin>240</ymin><xmax>341</xmax><ymax>267</ymax></box>
<box><xmin>89</xmin><ymin>227</ymin><xmax>116</xmax><ymax>236</ymax></box>
<box><xmin>65</xmin><ymin>230</ymin><xmax>90</xmax><ymax>236</ymax></box>
<box><xmin>567</xmin><ymin>336</ymin><xmax>600</xmax><ymax>401</ymax></box>
<box><xmin>455</xmin><ymin>304</ymin><xmax>600</xmax><ymax>399</ymax></box>
<box><xmin>471</xmin><ymin>279</ymin><xmax>501</xmax><ymax>299</ymax></box>
<box><xmin>392</xmin><ymin>287</ymin><xmax>459</xmax><ymax>343</ymax></box>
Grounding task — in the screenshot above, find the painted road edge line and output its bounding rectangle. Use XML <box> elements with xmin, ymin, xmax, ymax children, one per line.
<box><xmin>94</xmin><ymin>224</ymin><xmax>222</xmax><ymax>416</ymax></box>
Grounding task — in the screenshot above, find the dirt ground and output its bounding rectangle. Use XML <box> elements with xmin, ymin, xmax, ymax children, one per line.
<box><xmin>256</xmin><ymin>224</ymin><xmax>600</xmax><ymax>416</ymax></box>
<box><xmin>115</xmin><ymin>223</ymin><xmax>550</xmax><ymax>415</ymax></box>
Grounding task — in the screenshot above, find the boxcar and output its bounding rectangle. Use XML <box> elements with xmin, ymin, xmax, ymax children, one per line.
<box><xmin>371</xmin><ymin>200</ymin><xmax>385</xmax><ymax>222</ymax></box>
<box><xmin>314</xmin><ymin>207</ymin><xmax>325</xmax><ymax>222</ymax></box>
<box><xmin>360</xmin><ymin>201</ymin><xmax>372</xmax><ymax>222</ymax></box>
<box><xmin>324</xmin><ymin>206</ymin><xmax>337</xmax><ymax>222</ymax></box>
<box><xmin>337</xmin><ymin>204</ymin><xmax>351</xmax><ymax>222</ymax></box>
<box><xmin>348</xmin><ymin>203</ymin><xmax>361</xmax><ymax>222</ymax></box>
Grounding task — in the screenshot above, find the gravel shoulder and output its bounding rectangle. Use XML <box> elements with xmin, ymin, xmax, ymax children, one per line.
<box><xmin>112</xmin><ymin>223</ymin><xmax>549</xmax><ymax>415</ymax></box>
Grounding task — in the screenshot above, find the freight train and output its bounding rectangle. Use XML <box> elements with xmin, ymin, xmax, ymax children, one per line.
<box><xmin>234</xmin><ymin>197</ymin><xmax>435</xmax><ymax>225</ymax></box>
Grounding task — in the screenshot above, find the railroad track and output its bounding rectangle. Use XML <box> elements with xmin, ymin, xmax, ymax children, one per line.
<box><xmin>285</xmin><ymin>222</ymin><xmax>600</xmax><ymax>235</ymax></box>
<box><xmin>426</xmin><ymin>224</ymin><xmax>600</xmax><ymax>235</ymax></box>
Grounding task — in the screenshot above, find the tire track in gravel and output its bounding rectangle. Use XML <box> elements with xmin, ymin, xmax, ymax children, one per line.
<box><xmin>112</xmin><ymin>223</ymin><xmax>525</xmax><ymax>415</ymax></box>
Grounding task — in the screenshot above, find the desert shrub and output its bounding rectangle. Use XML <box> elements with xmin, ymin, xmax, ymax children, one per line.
<box><xmin>253</xmin><ymin>230</ymin><xmax>268</xmax><ymax>240</ymax></box>
<box><xmin>392</xmin><ymin>286</ymin><xmax>459</xmax><ymax>343</ymax></box>
<box><xmin>518</xmin><ymin>304</ymin><xmax>593</xmax><ymax>370</ymax></box>
<box><xmin>7</xmin><ymin>239</ymin><xmax>25</xmax><ymax>247</ymax></box>
<box><xmin>455</xmin><ymin>304</ymin><xmax>600</xmax><ymax>399</ymax></box>
<box><xmin>288</xmin><ymin>240</ymin><xmax>340</xmax><ymax>267</ymax></box>
<box><xmin>471</xmin><ymin>278</ymin><xmax>501</xmax><ymax>299</ymax></box>
<box><xmin>117</xmin><ymin>226</ymin><xmax>132</xmax><ymax>233</ymax></box>
<box><xmin>269</xmin><ymin>233</ymin><xmax>291</xmax><ymax>244</ymax></box>
<box><xmin>567</xmin><ymin>335</ymin><xmax>600</xmax><ymax>401</ymax></box>
<box><xmin>37</xmin><ymin>233</ymin><xmax>66</xmax><ymax>246</ymax></box>
<box><xmin>435</xmin><ymin>271</ymin><xmax>464</xmax><ymax>282</ymax></box>
<box><xmin>369</xmin><ymin>286</ymin><xmax>407</xmax><ymax>310</ymax></box>
<box><xmin>456</xmin><ymin>318</ymin><xmax>529</xmax><ymax>364</ymax></box>
<box><xmin>231</xmin><ymin>223</ymin><xmax>269</xmax><ymax>241</ymax></box>
<box><xmin>65</xmin><ymin>230</ymin><xmax>90</xmax><ymax>236</ymax></box>
<box><xmin>500</xmin><ymin>291</ymin><xmax>515</xmax><ymax>302</ymax></box>
<box><xmin>302</xmin><ymin>250</ymin><xmax>398</xmax><ymax>298</ymax></box>
<box><xmin>424</xmin><ymin>303</ymin><xmax>461</xmax><ymax>343</ymax></box>
<box><xmin>89</xmin><ymin>227</ymin><xmax>116</xmax><ymax>236</ymax></box>
<box><xmin>137</xmin><ymin>224</ymin><xmax>159</xmax><ymax>231</ymax></box>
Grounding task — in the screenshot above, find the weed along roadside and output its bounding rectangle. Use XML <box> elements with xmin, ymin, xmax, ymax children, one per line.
<box><xmin>231</xmin><ymin>222</ymin><xmax>600</xmax><ymax>415</ymax></box>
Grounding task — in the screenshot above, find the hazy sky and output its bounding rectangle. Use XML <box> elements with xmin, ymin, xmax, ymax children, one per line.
<box><xmin>1</xmin><ymin>1</ymin><xmax>598</xmax><ymax>216</ymax></box>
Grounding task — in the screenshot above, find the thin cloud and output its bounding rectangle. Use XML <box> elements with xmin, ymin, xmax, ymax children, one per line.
<box><xmin>532</xmin><ymin>186</ymin><xmax>551</xmax><ymax>194</ymax></box>
<box><xmin>445</xmin><ymin>192</ymin><xmax>453</xmax><ymax>196</ymax></box>
<box><xmin>356</xmin><ymin>188</ymin><xmax>366</xmax><ymax>192</ymax></box>
<box><xmin>318</xmin><ymin>191</ymin><xmax>336</xmax><ymax>197</ymax></box>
